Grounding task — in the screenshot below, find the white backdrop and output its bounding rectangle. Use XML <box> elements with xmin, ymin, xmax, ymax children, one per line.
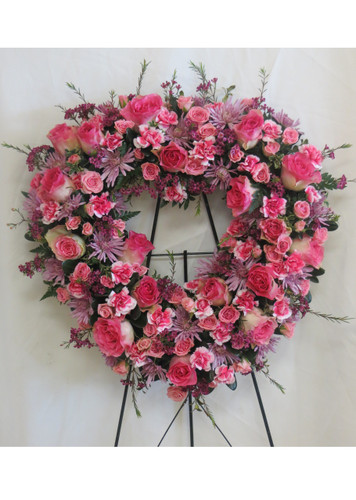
<box><xmin>0</xmin><ymin>48</ymin><xmax>355</xmax><ymax>447</ymax></box>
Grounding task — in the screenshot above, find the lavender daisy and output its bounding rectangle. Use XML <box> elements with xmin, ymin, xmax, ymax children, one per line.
<box><xmin>100</xmin><ymin>148</ymin><xmax>135</xmax><ymax>187</ymax></box>
<box><xmin>209</xmin><ymin>97</ymin><xmax>245</xmax><ymax>129</ymax></box>
<box><xmin>205</xmin><ymin>159</ymin><xmax>234</xmax><ymax>190</ymax></box>
<box><xmin>88</xmin><ymin>231</ymin><xmax>124</xmax><ymax>263</ymax></box>
<box><xmin>171</xmin><ymin>306</ymin><xmax>202</xmax><ymax>342</ymax></box>
<box><xmin>42</xmin><ymin>258</ymin><xmax>65</xmax><ymax>286</ymax></box>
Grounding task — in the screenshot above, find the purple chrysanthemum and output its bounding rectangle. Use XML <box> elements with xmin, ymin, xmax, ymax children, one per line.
<box><xmin>272</xmin><ymin>109</ymin><xmax>300</xmax><ymax>130</ymax></box>
<box><xmin>88</xmin><ymin>231</ymin><xmax>124</xmax><ymax>263</ymax></box>
<box><xmin>140</xmin><ymin>361</ymin><xmax>167</xmax><ymax>386</ymax></box>
<box><xmin>255</xmin><ymin>337</ymin><xmax>280</xmax><ymax>368</ymax></box>
<box><xmin>68</xmin><ymin>297</ymin><xmax>94</xmax><ymax>325</ymax></box>
<box><xmin>99</xmin><ymin>149</ymin><xmax>135</xmax><ymax>187</ymax></box>
<box><xmin>45</xmin><ymin>152</ymin><xmax>67</xmax><ymax>172</ymax></box>
<box><xmin>308</xmin><ymin>197</ymin><xmax>335</xmax><ymax>228</ymax></box>
<box><xmin>205</xmin><ymin>159</ymin><xmax>233</xmax><ymax>190</ymax></box>
<box><xmin>224</xmin><ymin>257</ymin><xmax>255</xmax><ymax>291</ymax></box>
<box><xmin>171</xmin><ymin>306</ymin><xmax>202</xmax><ymax>342</ymax></box>
<box><xmin>209</xmin><ymin>97</ymin><xmax>246</xmax><ymax>129</ymax></box>
<box><xmin>210</xmin><ymin>343</ymin><xmax>240</xmax><ymax>370</ymax></box>
<box><xmin>58</xmin><ymin>193</ymin><xmax>85</xmax><ymax>219</ymax></box>
<box><xmin>42</xmin><ymin>258</ymin><xmax>65</xmax><ymax>286</ymax></box>
<box><xmin>23</xmin><ymin>189</ymin><xmax>42</xmax><ymax>220</ymax></box>
<box><xmin>195</xmin><ymin>250</ymin><xmax>231</xmax><ymax>279</ymax></box>
<box><xmin>165</xmin><ymin>116</ymin><xmax>191</xmax><ymax>148</ymax></box>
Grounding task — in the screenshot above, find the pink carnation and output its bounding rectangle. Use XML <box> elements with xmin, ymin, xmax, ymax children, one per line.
<box><xmin>190</xmin><ymin>347</ymin><xmax>214</xmax><ymax>371</ymax></box>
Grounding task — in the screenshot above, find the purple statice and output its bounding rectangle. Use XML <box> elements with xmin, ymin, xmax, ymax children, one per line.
<box><xmin>23</xmin><ymin>189</ymin><xmax>42</xmax><ymax>221</ymax></box>
<box><xmin>255</xmin><ymin>337</ymin><xmax>280</xmax><ymax>368</ymax></box>
<box><xmin>209</xmin><ymin>97</ymin><xmax>245</xmax><ymax>129</ymax></box>
<box><xmin>224</xmin><ymin>257</ymin><xmax>255</xmax><ymax>292</ymax></box>
<box><xmin>195</xmin><ymin>250</ymin><xmax>231</xmax><ymax>279</ymax></box>
<box><xmin>88</xmin><ymin>230</ymin><xmax>124</xmax><ymax>263</ymax></box>
<box><xmin>140</xmin><ymin>361</ymin><xmax>167</xmax><ymax>386</ymax></box>
<box><xmin>205</xmin><ymin>159</ymin><xmax>233</xmax><ymax>190</ymax></box>
<box><xmin>165</xmin><ymin>116</ymin><xmax>191</xmax><ymax>148</ymax></box>
<box><xmin>57</xmin><ymin>193</ymin><xmax>85</xmax><ymax>219</ymax></box>
<box><xmin>68</xmin><ymin>297</ymin><xmax>93</xmax><ymax>325</ymax></box>
<box><xmin>272</xmin><ymin>109</ymin><xmax>301</xmax><ymax>130</ymax></box>
<box><xmin>42</xmin><ymin>258</ymin><xmax>65</xmax><ymax>285</ymax></box>
<box><xmin>210</xmin><ymin>343</ymin><xmax>240</xmax><ymax>370</ymax></box>
<box><xmin>99</xmin><ymin>148</ymin><xmax>135</xmax><ymax>187</ymax></box>
<box><xmin>171</xmin><ymin>306</ymin><xmax>202</xmax><ymax>342</ymax></box>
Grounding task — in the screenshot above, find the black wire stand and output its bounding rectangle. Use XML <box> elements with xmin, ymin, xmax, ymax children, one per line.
<box><xmin>114</xmin><ymin>193</ymin><xmax>274</xmax><ymax>447</ymax></box>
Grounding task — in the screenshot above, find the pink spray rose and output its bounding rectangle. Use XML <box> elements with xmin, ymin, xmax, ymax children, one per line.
<box><xmin>141</xmin><ymin>162</ymin><xmax>160</xmax><ymax>181</ymax></box>
<box><xmin>167</xmin><ymin>386</ymin><xmax>188</xmax><ymax>402</ymax></box>
<box><xmin>93</xmin><ymin>317</ymin><xmax>134</xmax><ymax>357</ymax></box>
<box><xmin>159</xmin><ymin>141</ymin><xmax>188</xmax><ymax>173</ymax></box>
<box><xmin>122</xmin><ymin>231</ymin><xmax>154</xmax><ymax>265</ymax></box>
<box><xmin>81</xmin><ymin>170</ymin><xmax>104</xmax><ymax>194</ymax></box>
<box><xmin>47</xmin><ymin>123</ymin><xmax>80</xmax><ymax>155</ymax></box>
<box><xmin>166</xmin><ymin>355</ymin><xmax>197</xmax><ymax>387</ymax></box>
<box><xmin>45</xmin><ymin>226</ymin><xmax>85</xmax><ymax>261</ymax></box>
<box><xmin>197</xmin><ymin>277</ymin><xmax>231</xmax><ymax>306</ymax></box>
<box><xmin>282</xmin><ymin>127</ymin><xmax>299</xmax><ymax>145</ymax></box>
<box><xmin>293</xmin><ymin>201</ymin><xmax>310</xmax><ymax>219</ymax></box>
<box><xmin>77</xmin><ymin>116</ymin><xmax>105</xmax><ymax>154</ymax></box>
<box><xmin>226</xmin><ymin>176</ymin><xmax>255</xmax><ymax>217</ymax></box>
<box><xmin>234</xmin><ymin>109</ymin><xmax>264</xmax><ymax>149</ymax></box>
<box><xmin>290</xmin><ymin>235</ymin><xmax>325</xmax><ymax>269</ymax></box>
<box><xmin>246</xmin><ymin>264</ymin><xmax>279</xmax><ymax>300</ymax></box>
<box><xmin>187</xmin><ymin>106</ymin><xmax>210</xmax><ymax>124</ymax></box>
<box><xmin>120</xmin><ymin>94</ymin><xmax>163</xmax><ymax>125</ymax></box>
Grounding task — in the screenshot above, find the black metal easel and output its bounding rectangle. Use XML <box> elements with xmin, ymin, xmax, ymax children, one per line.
<box><xmin>114</xmin><ymin>193</ymin><xmax>274</xmax><ymax>447</ymax></box>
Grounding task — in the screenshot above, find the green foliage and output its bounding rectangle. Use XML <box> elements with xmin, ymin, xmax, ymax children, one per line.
<box><xmin>62</xmin><ymin>259</ymin><xmax>78</xmax><ymax>275</ymax></box>
<box><xmin>119</xmin><ymin>210</ymin><xmax>140</xmax><ymax>222</ymax></box>
<box><xmin>308</xmin><ymin>310</ymin><xmax>353</xmax><ymax>323</ymax></box>
<box><xmin>222</xmin><ymin>85</ymin><xmax>236</xmax><ymax>102</ymax></box>
<box><xmin>2</xmin><ymin>142</ymin><xmax>30</xmax><ymax>155</ymax></box>
<box><xmin>248</xmin><ymin>188</ymin><xmax>263</xmax><ymax>214</ymax></box>
<box><xmin>40</xmin><ymin>287</ymin><xmax>57</xmax><ymax>301</ymax></box>
<box><xmin>136</xmin><ymin>59</ymin><xmax>151</xmax><ymax>95</ymax></box>
<box><xmin>317</xmin><ymin>172</ymin><xmax>339</xmax><ymax>191</ymax></box>
<box><xmin>66</xmin><ymin>82</ymin><xmax>87</xmax><ymax>103</ymax></box>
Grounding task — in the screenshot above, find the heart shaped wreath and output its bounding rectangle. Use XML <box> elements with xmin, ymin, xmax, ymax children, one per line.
<box><xmin>6</xmin><ymin>61</ymin><xmax>351</xmax><ymax>411</ymax></box>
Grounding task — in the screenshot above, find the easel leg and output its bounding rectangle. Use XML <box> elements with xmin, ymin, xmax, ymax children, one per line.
<box><xmin>114</xmin><ymin>366</ymin><xmax>132</xmax><ymax>447</ymax></box>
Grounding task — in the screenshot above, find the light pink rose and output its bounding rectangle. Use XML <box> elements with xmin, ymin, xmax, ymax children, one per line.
<box><xmin>294</xmin><ymin>220</ymin><xmax>306</xmax><ymax>232</ymax></box>
<box><xmin>181</xmin><ymin>297</ymin><xmax>195</xmax><ymax>313</ymax></box>
<box><xmin>143</xmin><ymin>323</ymin><xmax>158</xmax><ymax>337</ymax></box>
<box><xmin>93</xmin><ymin>317</ymin><xmax>134</xmax><ymax>357</ymax></box>
<box><xmin>198</xmin><ymin>123</ymin><xmax>216</xmax><ymax>139</ymax></box>
<box><xmin>114</xmin><ymin>119</ymin><xmax>135</xmax><ymax>135</ymax></box>
<box><xmin>122</xmin><ymin>231</ymin><xmax>154</xmax><ymax>265</ymax></box>
<box><xmin>65</xmin><ymin>216</ymin><xmax>81</xmax><ymax>231</ymax></box>
<box><xmin>159</xmin><ymin>142</ymin><xmax>188</xmax><ymax>173</ymax></box>
<box><xmin>281</xmin><ymin>152</ymin><xmax>322</xmax><ymax>191</ymax></box>
<box><xmin>56</xmin><ymin>287</ymin><xmax>70</xmax><ymax>303</ymax></box>
<box><xmin>81</xmin><ymin>170</ymin><xmax>103</xmax><ymax>194</ymax></box>
<box><xmin>282</xmin><ymin>127</ymin><xmax>299</xmax><ymax>145</ymax></box>
<box><xmin>246</xmin><ymin>264</ymin><xmax>279</xmax><ymax>300</ymax></box>
<box><xmin>251</xmin><ymin>162</ymin><xmax>271</xmax><ymax>184</ymax></box>
<box><xmin>214</xmin><ymin>365</ymin><xmax>235</xmax><ymax>384</ymax></box>
<box><xmin>234</xmin><ymin>109</ymin><xmax>264</xmax><ymax>149</ymax></box>
<box><xmin>218</xmin><ymin>305</ymin><xmax>240</xmax><ymax>324</ymax></box>
<box><xmin>280</xmin><ymin>322</ymin><xmax>296</xmax><ymax>338</ymax></box>
<box><xmin>262</xmin><ymin>120</ymin><xmax>282</xmax><ymax>140</ymax></box>
<box><xmin>67</xmin><ymin>281</ymin><xmax>86</xmax><ymax>298</ymax></box>
<box><xmin>263</xmin><ymin>141</ymin><xmax>281</xmax><ymax>156</ymax></box>
<box><xmin>290</xmin><ymin>235</ymin><xmax>325</xmax><ymax>269</ymax></box>
<box><xmin>190</xmin><ymin>347</ymin><xmax>214</xmax><ymax>371</ymax></box>
<box><xmin>47</xmin><ymin>123</ymin><xmax>80</xmax><ymax>155</ymax></box>
<box><xmin>314</xmin><ymin>227</ymin><xmax>328</xmax><ymax>244</ymax></box>
<box><xmin>141</xmin><ymin>162</ymin><xmax>160</xmax><ymax>181</ymax></box>
<box><xmin>226</xmin><ymin>176</ymin><xmax>255</xmax><ymax>217</ymax></box>
<box><xmin>82</xmin><ymin>222</ymin><xmax>93</xmax><ymax>236</ymax></box>
<box><xmin>166</xmin><ymin>356</ymin><xmax>197</xmax><ymax>387</ymax></box>
<box><xmin>276</xmin><ymin>234</ymin><xmax>292</xmax><ymax>255</ymax></box>
<box><xmin>68</xmin><ymin>154</ymin><xmax>81</xmax><ymax>164</ymax></box>
<box><xmin>198</xmin><ymin>277</ymin><xmax>231</xmax><ymax>306</ymax></box>
<box><xmin>97</xmin><ymin>303</ymin><xmax>114</xmax><ymax>318</ymax></box>
<box><xmin>174</xmin><ymin>338</ymin><xmax>194</xmax><ymax>356</ymax></box>
<box><xmin>77</xmin><ymin>116</ymin><xmax>105</xmax><ymax>154</ymax></box>
<box><xmin>229</xmin><ymin>145</ymin><xmax>244</xmax><ymax>163</ymax></box>
<box><xmin>112</xmin><ymin>360</ymin><xmax>129</xmax><ymax>375</ymax></box>
<box><xmin>45</xmin><ymin>226</ymin><xmax>85</xmax><ymax>261</ymax></box>
<box><xmin>136</xmin><ymin>337</ymin><xmax>152</xmax><ymax>351</ymax></box>
<box><xmin>40</xmin><ymin>201</ymin><xmax>60</xmax><ymax>224</ymax></box>
<box><xmin>184</xmin><ymin>158</ymin><xmax>207</xmax><ymax>176</ymax></box>
<box><xmin>187</xmin><ymin>106</ymin><xmax>210</xmax><ymax>124</ymax></box>
<box><xmin>120</xmin><ymin>94</ymin><xmax>163</xmax><ymax>125</ymax></box>
<box><xmin>198</xmin><ymin>314</ymin><xmax>219</xmax><ymax>330</ymax></box>
<box><xmin>72</xmin><ymin>262</ymin><xmax>91</xmax><ymax>282</ymax></box>
<box><xmin>37</xmin><ymin>167</ymin><xmax>73</xmax><ymax>203</ymax></box>
<box><xmin>264</xmin><ymin>244</ymin><xmax>283</xmax><ymax>263</ymax></box>
<box><xmin>294</xmin><ymin>201</ymin><xmax>310</xmax><ymax>219</ymax></box>
<box><xmin>167</xmin><ymin>386</ymin><xmax>188</xmax><ymax>402</ymax></box>
<box><xmin>177</xmin><ymin>96</ymin><xmax>193</xmax><ymax>111</ymax></box>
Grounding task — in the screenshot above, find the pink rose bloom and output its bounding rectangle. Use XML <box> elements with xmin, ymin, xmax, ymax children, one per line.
<box><xmin>107</xmin><ymin>288</ymin><xmax>137</xmax><ymax>317</ymax></box>
<box><xmin>281</xmin><ymin>152</ymin><xmax>322</xmax><ymax>191</ymax></box>
<box><xmin>198</xmin><ymin>314</ymin><xmax>219</xmax><ymax>330</ymax></box>
<box><xmin>82</xmin><ymin>222</ymin><xmax>93</xmax><ymax>236</ymax></box>
<box><xmin>214</xmin><ymin>365</ymin><xmax>235</xmax><ymax>385</ymax></box>
<box><xmin>187</xmin><ymin>106</ymin><xmax>210</xmax><ymax>124</ymax></box>
<box><xmin>184</xmin><ymin>158</ymin><xmax>207</xmax><ymax>176</ymax></box>
<box><xmin>163</xmin><ymin>183</ymin><xmax>187</xmax><ymax>203</ymax></box>
<box><xmin>190</xmin><ymin>347</ymin><xmax>214</xmax><ymax>371</ymax></box>
<box><xmin>67</xmin><ymin>281</ymin><xmax>86</xmax><ymax>298</ymax></box>
<box><xmin>114</xmin><ymin>119</ymin><xmax>135</xmax><ymax>135</ymax></box>
<box><xmin>111</xmin><ymin>261</ymin><xmax>134</xmax><ymax>285</ymax></box>
<box><xmin>198</xmin><ymin>123</ymin><xmax>216</xmax><ymax>140</ymax></box>
<box><xmin>65</xmin><ymin>216</ymin><xmax>81</xmax><ymax>231</ymax></box>
<box><xmin>285</xmin><ymin>253</ymin><xmax>305</xmax><ymax>274</ymax></box>
<box><xmin>167</xmin><ymin>386</ymin><xmax>188</xmax><ymax>402</ymax></box>
<box><xmin>45</xmin><ymin>226</ymin><xmax>85</xmax><ymax>261</ymax></box>
<box><xmin>218</xmin><ymin>305</ymin><xmax>240</xmax><ymax>324</ymax></box>
<box><xmin>181</xmin><ymin>297</ymin><xmax>195</xmax><ymax>313</ymax></box>
<box><xmin>299</xmin><ymin>279</ymin><xmax>310</xmax><ymax>297</ymax></box>
<box><xmin>167</xmin><ymin>356</ymin><xmax>197</xmax><ymax>387</ymax></box>
<box><xmin>280</xmin><ymin>321</ymin><xmax>296</xmax><ymax>338</ymax></box>
<box><xmin>72</xmin><ymin>262</ymin><xmax>91</xmax><ymax>282</ymax></box>
<box><xmin>89</xmin><ymin>192</ymin><xmax>115</xmax><ymax>218</ymax></box>
<box><xmin>294</xmin><ymin>200</ymin><xmax>310</xmax><ymax>219</ymax></box>
<box><xmin>147</xmin><ymin>306</ymin><xmax>174</xmax><ymax>332</ymax></box>
<box><xmin>133</xmin><ymin>276</ymin><xmax>161</xmax><ymax>309</ymax></box>
<box><xmin>112</xmin><ymin>360</ymin><xmax>129</xmax><ymax>375</ymax></box>
<box><xmin>273</xmin><ymin>298</ymin><xmax>292</xmax><ymax>321</ymax></box>
<box><xmin>263</xmin><ymin>141</ymin><xmax>281</xmax><ymax>156</ymax></box>
<box><xmin>282</xmin><ymin>127</ymin><xmax>299</xmax><ymax>145</ymax></box>
<box><xmin>77</xmin><ymin>116</ymin><xmax>105</xmax><ymax>154</ymax></box>
<box><xmin>305</xmin><ymin>185</ymin><xmax>322</xmax><ymax>203</ymax></box>
<box><xmin>160</xmin><ymin>141</ymin><xmax>188</xmax><ymax>172</ymax></box>
<box><xmin>37</xmin><ymin>167</ymin><xmax>73</xmax><ymax>203</ymax></box>
<box><xmin>226</xmin><ymin>218</ymin><xmax>249</xmax><ymax>237</ymax></box>
<box><xmin>234</xmin><ymin>109</ymin><xmax>264</xmax><ymax>150</ymax></box>
<box><xmin>40</xmin><ymin>201</ymin><xmax>60</xmax><ymax>224</ymax></box>
<box><xmin>134</xmin><ymin>125</ymin><xmax>165</xmax><ymax>149</ymax></box>
<box><xmin>226</xmin><ymin>176</ymin><xmax>254</xmax><ymax>217</ymax></box>
<box><xmin>251</xmin><ymin>162</ymin><xmax>271</xmax><ymax>183</ymax></box>
<box><xmin>167</xmin><ymin>286</ymin><xmax>187</xmax><ymax>305</ymax></box>
<box><xmin>234</xmin><ymin>359</ymin><xmax>252</xmax><ymax>375</ymax></box>
<box><xmin>156</xmin><ymin>107</ymin><xmax>178</xmax><ymax>128</ymax></box>
<box><xmin>47</xmin><ymin>123</ymin><xmax>80</xmax><ymax>155</ymax></box>
<box><xmin>229</xmin><ymin>145</ymin><xmax>244</xmax><ymax>163</ymax></box>
<box><xmin>246</xmin><ymin>264</ymin><xmax>279</xmax><ymax>300</ymax></box>
<box><xmin>56</xmin><ymin>287</ymin><xmax>70</xmax><ymax>303</ymax></box>
<box><xmin>259</xmin><ymin>218</ymin><xmax>287</xmax><ymax>244</ymax></box>
<box><xmin>174</xmin><ymin>338</ymin><xmax>194</xmax><ymax>356</ymax></box>
<box><xmin>294</xmin><ymin>220</ymin><xmax>306</xmax><ymax>232</ymax></box>
<box><xmin>81</xmin><ymin>170</ymin><xmax>103</xmax><ymax>194</ymax></box>
<box><xmin>251</xmin><ymin>316</ymin><xmax>278</xmax><ymax>346</ymax></box>
<box><xmin>93</xmin><ymin>317</ymin><xmax>134</xmax><ymax>357</ymax></box>
<box><xmin>68</xmin><ymin>154</ymin><xmax>81</xmax><ymax>164</ymax></box>
<box><xmin>146</xmin><ymin>339</ymin><xmax>165</xmax><ymax>359</ymax></box>
<box><xmin>264</xmin><ymin>244</ymin><xmax>283</xmax><ymax>263</ymax></box>
<box><xmin>262</xmin><ymin>196</ymin><xmax>287</xmax><ymax>218</ymax></box>
<box><xmin>210</xmin><ymin>324</ymin><xmax>232</xmax><ymax>345</ymax></box>
<box><xmin>290</xmin><ymin>235</ymin><xmax>325</xmax><ymax>269</ymax></box>
<box><xmin>276</xmin><ymin>234</ymin><xmax>292</xmax><ymax>255</ymax></box>
<box><xmin>120</xmin><ymin>94</ymin><xmax>163</xmax><ymax>125</ymax></box>
<box><xmin>141</xmin><ymin>162</ymin><xmax>160</xmax><ymax>181</ymax></box>
<box><xmin>262</xmin><ymin>120</ymin><xmax>282</xmax><ymax>140</ymax></box>
<box><xmin>314</xmin><ymin>227</ymin><xmax>328</xmax><ymax>244</ymax></box>
<box><xmin>122</xmin><ymin>231</ymin><xmax>154</xmax><ymax>265</ymax></box>
<box><xmin>198</xmin><ymin>277</ymin><xmax>231</xmax><ymax>306</ymax></box>
<box><xmin>143</xmin><ymin>323</ymin><xmax>158</xmax><ymax>337</ymax></box>
<box><xmin>100</xmin><ymin>275</ymin><xmax>115</xmax><ymax>289</ymax></box>
<box><xmin>134</xmin><ymin>149</ymin><xmax>145</xmax><ymax>160</ymax></box>
<box><xmin>98</xmin><ymin>303</ymin><xmax>114</xmax><ymax>318</ymax></box>
<box><xmin>177</xmin><ymin>96</ymin><xmax>193</xmax><ymax>111</ymax></box>
<box><xmin>136</xmin><ymin>337</ymin><xmax>151</xmax><ymax>351</ymax></box>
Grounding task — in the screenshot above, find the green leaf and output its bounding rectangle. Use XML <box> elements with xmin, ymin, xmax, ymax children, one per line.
<box><xmin>62</xmin><ymin>259</ymin><xmax>78</xmax><ymax>275</ymax></box>
<box><xmin>248</xmin><ymin>189</ymin><xmax>263</xmax><ymax>214</ymax></box>
<box><xmin>24</xmin><ymin>232</ymin><xmax>35</xmax><ymax>242</ymax></box>
<box><xmin>120</xmin><ymin>210</ymin><xmax>140</xmax><ymax>222</ymax></box>
<box><xmin>226</xmin><ymin>375</ymin><xmax>237</xmax><ymax>391</ymax></box>
<box><xmin>40</xmin><ymin>288</ymin><xmax>57</xmax><ymax>301</ymax></box>
<box><xmin>326</xmin><ymin>221</ymin><xmax>339</xmax><ymax>231</ymax></box>
<box><xmin>21</xmin><ymin>191</ymin><xmax>29</xmax><ymax>198</ymax></box>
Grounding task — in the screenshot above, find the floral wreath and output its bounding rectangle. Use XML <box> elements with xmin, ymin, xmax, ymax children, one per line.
<box><xmin>5</xmin><ymin>61</ymin><xmax>351</xmax><ymax>412</ymax></box>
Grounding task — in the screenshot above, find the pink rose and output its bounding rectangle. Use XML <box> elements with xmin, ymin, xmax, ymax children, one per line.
<box><xmin>246</xmin><ymin>264</ymin><xmax>279</xmax><ymax>300</ymax></box>
<box><xmin>141</xmin><ymin>162</ymin><xmax>160</xmax><ymax>181</ymax></box>
<box><xmin>263</xmin><ymin>141</ymin><xmax>281</xmax><ymax>157</ymax></box>
<box><xmin>143</xmin><ymin>323</ymin><xmax>158</xmax><ymax>337</ymax></box>
<box><xmin>133</xmin><ymin>276</ymin><xmax>161</xmax><ymax>309</ymax></box>
<box><xmin>47</xmin><ymin>123</ymin><xmax>80</xmax><ymax>155</ymax></box>
<box><xmin>174</xmin><ymin>338</ymin><xmax>194</xmax><ymax>356</ymax></box>
<box><xmin>67</xmin><ymin>281</ymin><xmax>86</xmax><ymax>298</ymax></box>
<box><xmin>294</xmin><ymin>220</ymin><xmax>306</xmax><ymax>232</ymax></box>
<box><xmin>181</xmin><ymin>297</ymin><xmax>195</xmax><ymax>313</ymax></box>
<box><xmin>120</xmin><ymin>94</ymin><xmax>163</xmax><ymax>125</ymax></box>
<box><xmin>177</xmin><ymin>96</ymin><xmax>193</xmax><ymax>111</ymax></box>
<box><xmin>251</xmin><ymin>162</ymin><xmax>271</xmax><ymax>183</ymax></box>
<box><xmin>93</xmin><ymin>317</ymin><xmax>134</xmax><ymax>357</ymax></box>
<box><xmin>198</xmin><ymin>277</ymin><xmax>231</xmax><ymax>306</ymax></box>
<box><xmin>259</xmin><ymin>218</ymin><xmax>287</xmax><ymax>244</ymax></box>
<box><xmin>262</xmin><ymin>120</ymin><xmax>282</xmax><ymax>140</ymax></box>
<box><xmin>190</xmin><ymin>347</ymin><xmax>214</xmax><ymax>371</ymax></box>
<box><xmin>166</xmin><ymin>356</ymin><xmax>197</xmax><ymax>387</ymax></box>
<box><xmin>294</xmin><ymin>201</ymin><xmax>310</xmax><ymax>219</ymax></box>
<box><xmin>167</xmin><ymin>386</ymin><xmax>188</xmax><ymax>402</ymax></box>
<box><xmin>226</xmin><ymin>218</ymin><xmax>249</xmax><ymax>237</ymax></box>
<box><xmin>276</xmin><ymin>234</ymin><xmax>292</xmax><ymax>255</ymax></box>
<box><xmin>65</xmin><ymin>216</ymin><xmax>81</xmax><ymax>231</ymax></box>
<box><xmin>184</xmin><ymin>158</ymin><xmax>207</xmax><ymax>176</ymax></box>
<box><xmin>68</xmin><ymin>154</ymin><xmax>81</xmax><ymax>164</ymax></box>
<box><xmin>122</xmin><ymin>231</ymin><xmax>154</xmax><ymax>265</ymax></box>
<box><xmin>72</xmin><ymin>262</ymin><xmax>91</xmax><ymax>282</ymax></box>
<box><xmin>97</xmin><ymin>303</ymin><xmax>114</xmax><ymax>318</ymax></box>
<box><xmin>159</xmin><ymin>142</ymin><xmax>188</xmax><ymax>173</ymax></box>
<box><xmin>314</xmin><ymin>227</ymin><xmax>328</xmax><ymax>244</ymax></box>
<box><xmin>45</xmin><ymin>226</ymin><xmax>85</xmax><ymax>261</ymax></box>
<box><xmin>214</xmin><ymin>365</ymin><xmax>235</xmax><ymax>385</ymax></box>
<box><xmin>264</xmin><ymin>244</ymin><xmax>283</xmax><ymax>263</ymax></box>
<box><xmin>281</xmin><ymin>152</ymin><xmax>322</xmax><ymax>191</ymax></box>
<box><xmin>262</xmin><ymin>196</ymin><xmax>287</xmax><ymax>218</ymax></box>
<box><xmin>198</xmin><ymin>123</ymin><xmax>216</xmax><ymax>139</ymax></box>
<box><xmin>40</xmin><ymin>201</ymin><xmax>60</xmax><ymax>224</ymax></box>
<box><xmin>218</xmin><ymin>305</ymin><xmax>240</xmax><ymax>324</ymax></box>
<box><xmin>251</xmin><ymin>316</ymin><xmax>277</xmax><ymax>346</ymax></box>
<box><xmin>112</xmin><ymin>360</ymin><xmax>129</xmax><ymax>375</ymax></box>
<box><xmin>282</xmin><ymin>127</ymin><xmax>299</xmax><ymax>145</ymax></box>
<box><xmin>229</xmin><ymin>145</ymin><xmax>244</xmax><ymax>163</ymax></box>
<box><xmin>187</xmin><ymin>106</ymin><xmax>210</xmax><ymax>124</ymax></box>
<box><xmin>114</xmin><ymin>119</ymin><xmax>135</xmax><ymax>135</ymax></box>
<box><xmin>198</xmin><ymin>314</ymin><xmax>219</xmax><ymax>330</ymax></box>
<box><xmin>226</xmin><ymin>176</ymin><xmax>254</xmax><ymax>217</ymax></box>
<box><xmin>280</xmin><ymin>321</ymin><xmax>296</xmax><ymax>338</ymax></box>
<box><xmin>56</xmin><ymin>287</ymin><xmax>70</xmax><ymax>303</ymax></box>
<box><xmin>38</xmin><ymin>167</ymin><xmax>73</xmax><ymax>203</ymax></box>
<box><xmin>77</xmin><ymin>116</ymin><xmax>105</xmax><ymax>154</ymax></box>
<box><xmin>234</xmin><ymin>109</ymin><xmax>264</xmax><ymax>150</ymax></box>
<box><xmin>81</xmin><ymin>170</ymin><xmax>103</xmax><ymax>194</ymax></box>
<box><xmin>82</xmin><ymin>222</ymin><xmax>93</xmax><ymax>236</ymax></box>
<box><xmin>290</xmin><ymin>235</ymin><xmax>325</xmax><ymax>269</ymax></box>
